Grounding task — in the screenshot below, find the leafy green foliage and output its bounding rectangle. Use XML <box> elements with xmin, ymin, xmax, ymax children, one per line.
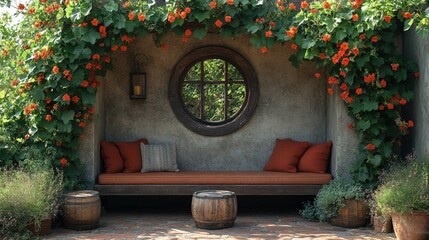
<box><xmin>374</xmin><ymin>155</ymin><xmax>429</xmax><ymax>214</ymax></box>
<box><xmin>0</xmin><ymin>0</ymin><xmax>428</xmax><ymax>188</ymax></box>
<box><xmin>300</xmin><ymin>178</ymin><xmax>366</xmax><ymax>222</ymax></box>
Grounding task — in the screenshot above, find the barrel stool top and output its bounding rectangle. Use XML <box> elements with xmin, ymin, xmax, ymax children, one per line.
<box><xmin>64</xmin><ymin>190</ymin><xmax>99</xmax><ymax>199</ymax></box>
<box><xmin>193</xmin><ymin>190</ymin><xmax>236</xmax><ymax>199</ymax></box>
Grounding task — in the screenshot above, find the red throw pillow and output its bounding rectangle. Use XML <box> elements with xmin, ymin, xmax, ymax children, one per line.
<box><xmin>298</xmin><ymin>141</ymin><xmax>332</xmax><ymax>173</ymax></box>
<box><xmin>115</xmin><ymin>138</ymin><xmax>149</xmax><ymax>173</ymax></box>
<box><xmin>101</xmin><ymin>141</ymin><xmax>124</xmax><ymax>173</ymax></box>
<box><xmin>264</xmin><ymin>139</ymin><xmax>311</xmax><ymax>173</ymax></box>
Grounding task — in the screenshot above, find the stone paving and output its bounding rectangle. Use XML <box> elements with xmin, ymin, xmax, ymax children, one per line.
<box><xmin>45</xmin><ymin>208</ymin><xmax>396</xmax><ymax>240</ymax></box>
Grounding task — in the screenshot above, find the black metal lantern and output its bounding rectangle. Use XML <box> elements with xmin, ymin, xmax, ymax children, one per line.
<box><xmin>130</xmin><ymin>53</ymin><xmax>148</xmax><ymax>99</ymax></box>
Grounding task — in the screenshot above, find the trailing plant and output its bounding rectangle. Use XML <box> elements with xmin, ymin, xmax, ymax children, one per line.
<box><xmin>374</xmin><ymin>154</ymin><xmax>429</xmax><ymax>215</ymax></box>
<box><xmin>0</xmin><ymin>0</ymin><xmax>428</xmax><ymax>187</ymax></box>
<box><xmin>0</xmin><ymin>168</ymin><xmax>63</xmax><ymax>239</ymax></box>
<box><xmin>300</xmin><ymin>178</ymin><xmax>366</xmax><ymax>222</ymax></box>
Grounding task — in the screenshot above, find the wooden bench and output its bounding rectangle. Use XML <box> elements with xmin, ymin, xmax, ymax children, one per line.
<box><xmin>93</xmin><ymin>171</ymin><xmax>332</xmax><ymax>196</ymax></box>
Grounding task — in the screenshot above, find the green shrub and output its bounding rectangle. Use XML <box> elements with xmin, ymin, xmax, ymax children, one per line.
<box><xmin>374</xmin><ymin>155</ymin><xmax>429</xmax><ymax>215</ymax></box>
<box><xmin>300</xmin><ymin>178</ymin><xmax>366</xmax><ymax>222</ymax></box>
<box><xmin>0</xmin><ymin>168</ymin><xmax>63</xmax><ymax>239</ymax></box>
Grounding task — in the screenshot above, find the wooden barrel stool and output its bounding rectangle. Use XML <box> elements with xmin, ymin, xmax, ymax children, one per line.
<box><xmin>63</xmin><ymin>190</ymin><xmax>101</xmax><ymax>230</ymax></box>
<box><xmin>191</xmin><ymin>190</ymin><xmax>237</xmax><ymax>229</ymax></box>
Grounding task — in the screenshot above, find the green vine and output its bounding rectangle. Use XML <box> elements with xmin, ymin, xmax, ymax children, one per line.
<box><xmin>0</xmin><ymin>0</ymin><xmax>428</xmax><ymax>188</ymax></box>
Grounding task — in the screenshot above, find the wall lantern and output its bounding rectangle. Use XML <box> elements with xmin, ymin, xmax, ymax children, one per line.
<box><xmin>130</xmin><ymin>53</ymin><xmax>148</xmax><ymax>99</ymax></box>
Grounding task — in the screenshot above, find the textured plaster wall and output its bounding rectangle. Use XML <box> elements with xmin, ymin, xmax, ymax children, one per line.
<box><xmin>405</xmin><ymin>29</ymin><xmax>429</xmax><ymax>156</ymax></box>
<box><xmin>102</xmin><ymin>33</ymin><xmax>327</xmax><ymax>171</ymax></box>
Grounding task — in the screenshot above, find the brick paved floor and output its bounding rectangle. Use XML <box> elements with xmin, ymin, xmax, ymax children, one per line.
<box><xmin>45</xmin><ymin>207</ymin><xmax>396</xmax><ymax>240</ymax></box>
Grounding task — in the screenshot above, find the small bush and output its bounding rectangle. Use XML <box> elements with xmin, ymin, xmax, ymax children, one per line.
<box><xmin>374</xmin><ymin>155</ymin><xmax>429</xmax><ymax>215</ymax></box>
<box><xmin>300</xmin><ymin>178</ymin><xmax>365</xmax><ymax>222</ymax></box>
<box><xmin>0</xmin><ymin>168</ymin><xmax>63</xmax><ymax>239</ymax></box>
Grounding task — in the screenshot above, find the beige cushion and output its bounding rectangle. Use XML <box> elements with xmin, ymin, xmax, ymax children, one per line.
<box><xmin>140</xmin><ymin>144</ymin><xmax>179</xmax><ymax>172</ymax></box>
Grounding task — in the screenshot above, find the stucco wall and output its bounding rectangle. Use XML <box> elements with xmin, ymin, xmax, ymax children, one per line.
<box><xmin>102</xmin><ymin>33</ymin><xmax>327</xmax><ymax>171</ymax></box>
<box><xmin>405</xmin><ymin>29</ymin><xmax>429</xmax><ymax>156</ymax></box>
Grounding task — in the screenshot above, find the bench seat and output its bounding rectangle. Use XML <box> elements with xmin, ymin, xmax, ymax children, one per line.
<box><xmin>94</xmin><ymin>171</ymin><xmax>332</xmax><ymax>196</ymax></box>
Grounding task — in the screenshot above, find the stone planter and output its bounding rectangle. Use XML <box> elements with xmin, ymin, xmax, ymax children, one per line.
<box><xmin>392</xmin><ymin>211</ymin><xmax>429</xmax><ymax>240</ymax></box>
<box><xmin>372</xmin><ymin>215</ymin><xmax>393</xmax><ymax>233</ymax></box>
<box><xmin>25</xmin><ymin>218</ymin><xmax>51</xmax><ymax>236</ymax></box>
<box><xmin>330</xmin><ymin>199</ymin><xmax>368</xmax><ymax>228</ymax></box>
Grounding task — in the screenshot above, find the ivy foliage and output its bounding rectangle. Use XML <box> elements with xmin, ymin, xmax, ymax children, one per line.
<box><xmin>0</xmin><ymin>0</ymin><xmax>428</xmax><ymax>188</ymax></box>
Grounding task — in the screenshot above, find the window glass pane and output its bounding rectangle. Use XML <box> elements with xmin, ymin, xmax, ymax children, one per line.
<box><xmin>182</xmin><ymin>83</ymin><xmax>201</xmax><ymax>119</ymax></box>
<box><xmin>204</xmin><ymin>84</ymin><xmax>225</xmax><ymax>122</ymax></box>
<box><xmin>204</xmin><ymin>59</ymin><xmax>225</xmax><ymax>81</ymax></box>
<box><xmin>227</xmin><ymin>63</ymin><xmax>243</xmax><ymax>81</ymax></box>
<box><xmin>227</xmin><ymin>84</ymin><xmax>246</xmax><ymax>118</ymax></box>
<box><xmin>185</xmin><ymin>63</ymin><xmax>201</xmax><ymax>81</ymax></box>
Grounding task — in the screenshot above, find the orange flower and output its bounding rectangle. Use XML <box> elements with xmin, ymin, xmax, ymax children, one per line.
<box><xmin>180</xmin><ymin>12</ymin><xmax>187</xmax><ymax>19</ymax></box>
<box><xmin>111</xmin><ymin>45</ymin><xmax>118</xmax><ymax>51</ymax></box>
<box><xmin>408</xmin><ymin>120</ymin><xmax>414</xmax><ymax>128</ymax></box>
<box><xmin>352</xmin><ymin>14</ymin><xmax>359</xmax><ymax>21</ymax></box>
<box><xmin>359</xmin><ymin>33</ymin><xmax>366</xmax><ymax>40</ymax></box>
<box><xmin>138</xmin><ymin>13</ymin><xmax>146</xmax><ymax>21</ymax></box>
<box><xmin>300</xmin><ymin>1</ymin><xmax>309</xmax><ymax>9</ymax></box>
<box><xmin>379</xmin><ymin>105</ymin><xmax>385</xmax><ymax>111</ymax></box>
<box><xmin>391</xmin><ymin>63</ymin><xmax>399</xmax><ymax>71</ymax></box>
<box><xmin>341</xmin><ymin>91</ymin><xmax>349</xmax><ymax>100</ymax></box>
<box><xmin>319</xmin><ymin>53</ymin><xmax>326</xmax><ymax>59</ymax></box>
<box><xmin>52</xmin><ymin>66</ymin><xmax>59</xmax><ymax>74</ymax></box>
<box><xmin>399</xmin><ymin>98</ymin><xmax>407</xmax><ymax>105</ymax></box>
<box><xmin>340</xmin><ymin>83</ymin><xmax>348</xmax><ymax>91</ymax></box>
<box><xmin>62</xmin><ymin>93</ymin><xmax>71</xmax><ymax>102</ymax></box>
<box><xmin>355</xmin><ymin>88</ymin><xmax>363</xmax><ymax>95</ymax></box>
<box><xmin>91</xmin><ymin>18</ymin><xmax>99</xmax><ymax>26</ymax></box>
<box><xmin>92</xmin><ymin>54</ymin><xmax>100</xmax><ymax>60</ymax></box>
<box><xmin>327</xmin><ymin>88</ymin><xmax>334</xmax><ymax>95</ymax></box>
<box><xmin>328</xmin><ymin>76</ymin><xmax>338</xmax><ymax>85</ymax></box>
<box><xmin>402</xmin><ymin>12</ymin><xmax>413</xmax><ymax>19</ymax></box>
<box><xmin>181</xmin><ymin>36</ymin><xmax>189</xmax><ymax>42</ymax></box>
<box><xmin>289</xmin><ymin>3</ymin><xmax>296</xmax><ymax>10</ymax></box>
<box><xmin>380</xmin><ymin>79</ymin><xmax>387</xmax><ymax>88</ymax></box>
<box><xmin>215</xmin><ymin>19</ymin><xmax>222</xmax><ymax>28</ymax></box>
<box><xmin>290</xmin><ymin>43</ymin><xmax>298</xmax><ymax>50</ymax></box>
<box><xmin>81</xmin><ymin>80</ymin><xmax>89</xmax><ymax>88</ymax></box>
<box><xmin>347</xmin><ymin>123</ymin><xmax>353</xmax><ymax>129</ymax></box>
<box><xmin>209</xmin><ymin>1</ymin><xmax>217</xmax><ymax>9</ymax></box>
<box><xmin>387</xmin><ymin>103</ymin><xmax>394</xmax><ymax>109</ymax></box>
<box><xmin>365</xmin><ymin>144</ymin><xmax>376</xmax><ymax>151</ymax></box>
<box><xmin>340</xmin><ymin>71</ymin><xmax>347</xmax><ymax>77</ymax></box>
<box><xmin>10</xmin><ymin>79</ymin><xmax>18</xmax><ymax>87</ymax></box>
<box><xmin>167</xmin><ymin>13</ymin><xmax>175</xmax><ymax>23</ymax></box>
<box><xmin>323</xmin><ymin>1</ymin><xmax>330</xmax><ymax>9</ymax></box>
<box><xmin>341</xmin><ymin>58</ymin><xmax>350</xmax><ymax>66</ymax></box>
<box><xmin>352</xmin><ymin>47</ymin><xmax>359</xmax><ymax>55</ymax></box>
<box><xmin>310</xmin><ymin>8</ymin><xmax>317</xmax><ymax>14</ymax></box>
<box><xmin>225</xmin><ymin>15</ymin><xmax>232</xmax><ymax>23</ymax></box>
<box><xmin>364</xmin><ymin>73</ymin><xmax>376</xmax><ymax>83</ymax></box>
<box><xmin>25</xmin><ymin>134</ymin><xmax>30</xmax><ymax>140</ymax></box>
<box><xmin>121</xmin><ymin>46</ymin><xmax>127</xmax><ymax>51</ymax></box>
<box><xmin>72</xmin><ymin>96</ymin><xmax>80</xmax><ymax>103</ymax></box>
<box><xmin>261</xmin><ymin>46</ymin><xmax>268</xmax><ymax>53</ymax></box>
<box><xmin>226</xmin><ymin>0</ymin><xmax>234</xmax><ymax>5</ymax></box>
<box><xmin>60</xmin><ymin>158</ymin><xmax>68</xmax><ymax>167</ymax></box>
<box><xmin>184</xmin><ymin>29</ymin><xmax>192</xmax><ymax>36</ymax></box>
<box><xmin>160</xmin><ymin>43</ymin><xmax>168</xmax><ymax>49</ymax></box>
<box><xmin>265</xmin><ymin>30</ymin><xmax>273</xmax><ymax>38</ymax></box>
<box><xmin>384</xmin><ymin>15</ymin><xmax>391</xmax><ymax>23</ymax></box>
<box><xmin>371</xmin><ymin>36</ymin><xmax>378</xmax><ymax>42</ymax></box>
<box><xmin>79</xmin><ymin>122</ymin><xmax>86</xmax><ymax>128</ymax></box>
<box><xmin>28</xmin><ymin>8</ymin><xmax>35</xmax><ymax>14</ymax></box>
<box><xmin>45</xmin><ymin>114</ymin><xmax>52</xmax><ymax>121</ymax></box>
<box><xmin>340</xmin><ymin>42</ymin><xmax>349</xmax><ymax>50</ymax></box>
<box><xmin>270</xmin><ymin>21</ymin><xmax>276</xmax><ymax>28</ymax></box>
<box><xmin>18</xmin><ymin>3</ymin><xmax>25</xmax><ymax>10</ymax></box>
<box><xmin>322</xmin><ymin>34</ymin><xmax>331</xmax><ymax>42</ymax></box>
<box><xmin>128</xmin><ymin>12</ymin><xmax>135</xmax><ymax>20</ymax></box>
<box><xmin>185</xmin><ymin>7</ymin><xmax>191</xmax><ymax>14</ymax></box>
<box><xmin>314</xmin><ymin>73</ymin><xmax>321</xmax><ymax>78</ymax></box>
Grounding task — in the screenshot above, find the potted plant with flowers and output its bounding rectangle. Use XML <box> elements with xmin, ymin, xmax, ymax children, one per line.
<box><xmin>374</xmin><ymin>155</ymin><xmax>429</xmax><ymax>240</ymax></box>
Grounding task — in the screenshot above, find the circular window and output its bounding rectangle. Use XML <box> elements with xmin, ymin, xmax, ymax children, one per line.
<box><xmin>169</xmin><ymin>46</ymin><xmax>259</xmax><ymax>136</ymax></box>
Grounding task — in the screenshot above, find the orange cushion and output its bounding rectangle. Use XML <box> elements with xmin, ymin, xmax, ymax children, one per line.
<box><xmin>98</xmin><ymin>171</ymin><xmax>332</xmax><ymax>185</ymax></box>
<box><xmin>298</xmin><ymin>141</ymin><xmax>332</xmax><ymax>173</ymax></box>
<box><xmin>264</xmin><ymin>139</ymin><xmax>311</xmax><ymax>173</ymax></box>
<box><xmin>101</xmin><ymin>141</ymin><xmax>124</xmax><ymax>173</ymax></box>
<box><xmin>115</xmin><ymin>138</ymin><xmax>149</xmax><ymax>173</ymax></box>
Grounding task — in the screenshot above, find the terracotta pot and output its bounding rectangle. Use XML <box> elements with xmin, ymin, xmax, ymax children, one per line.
<box><xmin>25</xmin><ymin>218</ymin><xmax>51</xmax><ymax>236</ymax></box>
<box><xmin>392</xmin><ymin>211</ymin><xmax>429</xmax><ymax>240</ymax></box>
<box><xmin>372</xmin><ymin>215</ymin><xmax>393</xmax><ymax>233</ymax></box>
<box><xmin>330</xmin><ymin>199</ymin><xmax>368</xmax><ymax>228</ymax></box>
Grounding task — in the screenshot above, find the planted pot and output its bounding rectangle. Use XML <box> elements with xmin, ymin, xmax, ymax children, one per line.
<box><xmin>25</xmin><ymin>218</ymin><xmax>51</xmax><ymax>236</ymax></box>
<box><xmin>392</xmin><ymin>211</ymin><xmax>429</xmax><ymax>240</ymax></box>
<box><xmin>372</xmin><ymin>215</ymin><xmax>393</xmax><ymax>233</ymax></box>
<box><xmin>330</xmin><ymin>199</ymin><xmax>368</xmax><ymax>228</ymax></box>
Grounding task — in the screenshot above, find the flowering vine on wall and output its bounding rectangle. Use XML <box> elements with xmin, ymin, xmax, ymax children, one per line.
<box><xmin>0</xmin><ymin>0</ymin><xmax>428</xmax><ymax>188</ymax></box>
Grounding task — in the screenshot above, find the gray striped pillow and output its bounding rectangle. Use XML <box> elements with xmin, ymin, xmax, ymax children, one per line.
<box><xmin>140</xmin><ymin>144</ymin><xmax>179</xmax><ymax>172</ymax></box>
